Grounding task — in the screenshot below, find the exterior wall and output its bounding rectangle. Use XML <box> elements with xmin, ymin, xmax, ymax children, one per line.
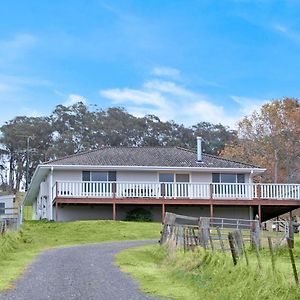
<box><xmin>53</xmin><ymin>170</ymin><xmax>82</xmax><ymax>182</ymax></box>
<box><xmin>55</xmin><ymin>204</ymin><xmax>253</xmax><ymax>222</ymax></box>
<box><xmin>191</xmin><ymin>172</ymin><xmax>211</xmax><ymax>183</ymax></box>
<box><xmin>57</xmin><ymin>204</ymin><xmax>113</xmax><ymax>221</ymax></box>
<box><xmin>166</xmin><ymin>205</ymin><xmax>210</xmax><ymax>218</ymax></box>
<box><xmin>117</xmin><ymin>171</ymin><xmax>157</xmax><ymax>182</ymax></box>
<box><xmin>213</xmin><ymin>206</ymin><xmax>251</xmax><ymax>220</ymax></box>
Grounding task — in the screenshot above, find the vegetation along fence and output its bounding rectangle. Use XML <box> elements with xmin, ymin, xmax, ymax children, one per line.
<box><xmin>160</xmin><ymin>212</ymin><xmax>299</xmax><ymax>285</ymax></box>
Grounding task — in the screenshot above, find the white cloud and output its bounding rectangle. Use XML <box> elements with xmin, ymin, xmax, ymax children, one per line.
<box><xmin>100</xmin><ymin>79</ymin><xmax>247</xmax><ymax>127</ymax></box>
<box><xmin>231</xmin><ymin>96</ymin><xmax>267</xmax><ymax>115</ymax></box>
<box><xmin>0</xmin><ymin>34</ymin><xmax>37</xmax><ymax>65</ymax></box>
<box><xmin>272</xmin><ymin>23</ymin><xmax>300</xmax><ymax>44</ymax></box>
<box><xmin>64</xmin><ymin>94</ymin><xmax>87</xmax><ymax>106</ymax></box>
<box><xmin>151</xmin><ymin>66</ymin><xmax>180</xmax><ymax>79</ymax></box>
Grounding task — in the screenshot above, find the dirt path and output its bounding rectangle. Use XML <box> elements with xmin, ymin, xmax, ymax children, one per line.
<box><xmin>0</xmin><ymin>240</ymin><xmax>158</xmax><ymax>300</ymax></box>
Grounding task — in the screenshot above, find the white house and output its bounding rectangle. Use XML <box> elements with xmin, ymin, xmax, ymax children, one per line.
<box><xmin>23</xmin><ymin>139</ymin><xmax>300</xmax><ymax>222</ymax></box>
<box><xmin>0</xmin><ymin>194</ymin><xmax>15</xmax><ymax>218</ymax></box>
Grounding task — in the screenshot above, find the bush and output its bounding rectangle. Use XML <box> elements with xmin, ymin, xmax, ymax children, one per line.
<box><xmin>125</xmin><ymin>208</ymin><xmax>153</xmax><ymax>222</ymax></box>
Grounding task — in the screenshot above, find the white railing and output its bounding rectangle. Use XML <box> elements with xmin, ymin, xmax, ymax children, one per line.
<box><xmin>212</xmin><ymin>183</ymin><xmax>256</xmax><ymax>199</ymax></box>
<box><xmin>261</xmin><ymin>184</ymin><xmax>300</xmax><ymax>200</ymax></box>
<box><xmin>54</xmin><ymin>181</ymin><xmax>300</xmax><ymax>201</ymax></box>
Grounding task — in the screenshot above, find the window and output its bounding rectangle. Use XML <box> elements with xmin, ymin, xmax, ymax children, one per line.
<box><xmin>82</xmin><ymin>171</ymin><xmax>117</xmax><ymax>181</ymax></box>
<box><xmin>82</xmin><ymin>171</ymin><xmax>116</xmax><ymax>194</ymax></box>
<box><xmin>159</xmin><ymin>173</ymin><xmax>190</xmax><ymax>197</ymax></box>
<box><xmin>212</xmin><ymin>173</ymin><xmax>245</xmax><ymax>183</ymax></box>
<box><xmin>0</xmin><ymin>202</ymin><xmax>4</xmax><ymax>215</ymax></box>
<box><xmin>159</xmin><ymin>173</ymin><xmax>174</xmax><ymax>182</ymax></box>
<box><xmin>176</xmin><ymin>174</ymin><xmax>189</xmax><ymax>182</ymax></box>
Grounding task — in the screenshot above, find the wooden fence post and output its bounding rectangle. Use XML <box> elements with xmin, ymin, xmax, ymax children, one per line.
<box><xmin>288</xmin><ymin>221</ymin><xmax>295</xmax><ymax>248</ymax></box>
<box><xmin>228</xmin><ymin>232</ymin><xmax>238</xmax><ymax>266</ymax></box>
<box><xmin>199</xmin><ymin>217</ymin><xmax>210</xmax><ymax>249</ymax></box>
<box><xmin>267</xmin><ymin>236</ymin><xmax>276</xmax><ymax>274</ymax></box>
<box><xmin>287</xmin><ymin>237</ymin><xmax>299</xmax><ymax>285</ymax></box>
<box><xmin>251</xmin><ymin>220</ymin><xmax>261</xmax><ymax>249</ymax></box>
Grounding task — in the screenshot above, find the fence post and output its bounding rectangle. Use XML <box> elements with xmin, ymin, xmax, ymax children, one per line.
<box><xmin>251</xmin><ymin>220</ymin><xmax>261</xmax><ymax>249</ymax></box>
<box><xmin>287</xmin><ymin>237</ymin><xmax>299</xmax><ymax>285</ymax></box>
<box><xmin>288</xmin><ymin>221</ymin><xmax>295</xmax><ymax>248</ymax></box>
<box><xmin>267</xmin><ymin>236</ymin><xmax>276</xmax><ymax>274</ymax></box>
<box><xmin>228</xmin><ymin>232</ymin><xmax>238</xmax><ymax>266</ymax></box>
<box><xmin>199</xmin><ymin>217</ymin><xmax>209</xmax><ymax>249</ymax></box>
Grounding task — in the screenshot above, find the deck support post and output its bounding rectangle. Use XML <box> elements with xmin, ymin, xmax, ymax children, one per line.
<box><xmin>258</xmin><ymin>204</ymin><xmax>262</xmax><ymax>224</ymax></box>
<box><xmin>55</xmin><ymin>201</ymin><xmax>58</xmax><ymax>222</ymax></box>
<box><xmin>113</xmin><ymin>202</ymin><xmax>116</xmax><ymax>221</ymax></box>
<box><xmin>162</xmin><ymin>203</ymin><xmax>165</xmax><ymax>223</ymax></box>
<box><xmin>210</xmin><ymin>203</ymin><xmax>214</xmax><ymax>219</ymax></box>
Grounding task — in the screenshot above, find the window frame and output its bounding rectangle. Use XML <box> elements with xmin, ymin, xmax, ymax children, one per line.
<box><xmin>212</xmin><ymin>173</ymin><xmax>245</xmax><ymax>184</ymax></box>
<box><xmin>82</xmin><ymin>171</ymin><xmax>117</xmax><ymax>182</ymax></box>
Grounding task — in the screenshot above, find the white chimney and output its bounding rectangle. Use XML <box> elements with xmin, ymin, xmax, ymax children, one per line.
<box><xmin>197</xmin><ymin>137</ymin><xmax>203</xmax><ymax>162</ymax></box>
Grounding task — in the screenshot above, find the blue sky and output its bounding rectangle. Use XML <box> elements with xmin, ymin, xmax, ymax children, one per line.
<box><xmin>1</xmin><ymin>0</ymin><xmax>300</xmax><ymax>128</ymax></box>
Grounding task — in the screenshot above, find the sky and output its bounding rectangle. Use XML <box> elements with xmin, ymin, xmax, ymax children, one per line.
<box><xmin>1</xmin><ymin>0</ymin><xmax>300</xmax><ymax>128</ymax></box>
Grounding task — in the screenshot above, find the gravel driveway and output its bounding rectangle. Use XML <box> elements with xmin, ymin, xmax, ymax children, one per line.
<box><xmin>0</xmin><ymin>240</ymin><xmax>158</xmax><ymax>300</ymax></box>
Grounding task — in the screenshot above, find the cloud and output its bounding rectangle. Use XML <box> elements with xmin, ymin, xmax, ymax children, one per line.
<box><xmin>100</xmin><ymin>78</ymin><xmax>247</xmax><ymax>127</ymax></box>
<box><xmin>272</xmin><ymin>23</ymin><xmax>300</xmax><ymax>44</ymax></box>
<box><xmin>151</xmin><ymin>66</ymin><xmax>181</xmax><ymax>79</ymax></box>
<box><xmin>64</xmin><ymin>94</ymin><xmax>87</xmax><ymax>106</ymax></box>
<box><xmin>231</xmin><ymin>96</ymin><xmax>267</xmax><ymax>115</ymax></box>
<box><xmin>0</xmin><ymin>34</ymin><xmax>37</xmax><ymax>65</ymax></box>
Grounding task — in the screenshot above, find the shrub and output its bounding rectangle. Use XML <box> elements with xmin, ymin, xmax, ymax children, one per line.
<box><xmin>125</xmin><ymin>208</ymin><xmax>153</xmax><ymax>222</ymax></box>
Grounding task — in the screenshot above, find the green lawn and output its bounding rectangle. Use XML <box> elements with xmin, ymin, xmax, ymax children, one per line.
<box><xmin>0</xmin><ymin>220</ymin><xmax>161</xmax><ymax>291</ymax></box>
<box><xmin>116</xmin><ymin>240</ymin><xmax>300</xmax><ymax>300</ymax></box>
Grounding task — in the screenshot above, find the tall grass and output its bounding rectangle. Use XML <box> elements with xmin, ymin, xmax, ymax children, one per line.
<box><xmin>116</xmin><ymin>240</ymin><xmax>300</xmax><ymax>300</ymax></box>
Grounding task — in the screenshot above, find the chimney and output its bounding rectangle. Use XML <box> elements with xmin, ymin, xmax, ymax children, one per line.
<box><xmin>197</xmin><ymin>137</ymin><xmax>203</xmax><ymax>162</ymax></box>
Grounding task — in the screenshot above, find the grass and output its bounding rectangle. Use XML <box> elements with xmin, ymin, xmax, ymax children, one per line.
<box><xmin>0</xmin><ymin>220</ymin><xmax>161</xmax><ymax>291</ymax></box>
<box><xmin>116</xmin><ymin>239</ymin><xmax>300</xmax><ymax>300</ymax></box>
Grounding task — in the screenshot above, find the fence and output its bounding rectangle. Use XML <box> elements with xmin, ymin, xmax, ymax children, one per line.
<box><xmin>160</xmin><ymin>212</ymin><xmax>299</xmax><ymax>285</ymax></box>
<box><xmin>160</xmin><ymin>213</ymin><xmax>261</xmax><ymax>251</ymax></box>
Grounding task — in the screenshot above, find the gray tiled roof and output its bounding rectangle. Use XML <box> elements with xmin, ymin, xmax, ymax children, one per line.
<box><xmin>44</xmin><ymin>147</ymin><xmax>261</xmax><ymax>169</ymax></box>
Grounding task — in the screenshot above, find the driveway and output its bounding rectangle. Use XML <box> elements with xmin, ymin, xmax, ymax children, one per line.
<box><xmin>0</xmin><ymin>240</ymin><xmax>158</xmax><ymax>300</ymax></box>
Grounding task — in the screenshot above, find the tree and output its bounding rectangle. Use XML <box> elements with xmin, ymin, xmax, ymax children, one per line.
<box><xmin>192</xmin><ymin>122</ymin><xmax>237</xmax><ymax>155</ymax></box>
<box><xmin>0</xmin><ymin>116</ymin><xmax>53</xmax><ymax>191</ymax></box>
<box><xmin>221</xmin><ymin>98</ymin><xmax>300</xmax><ymax>182</ymax></box>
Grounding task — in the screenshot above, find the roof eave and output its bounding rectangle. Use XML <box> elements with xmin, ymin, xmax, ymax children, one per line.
<box><xmin>44</xmin><ymin>164</ymin><xmax>265</xmax><ymax>173</ymax></box>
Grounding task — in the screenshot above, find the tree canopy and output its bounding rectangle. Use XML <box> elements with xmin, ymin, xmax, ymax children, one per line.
<box><xmin>0</xmin><ymin>102</ymin><xmax>236</xmax><ymax>191</ymax></box>
<box><xmin>221</xmin><ymin>98</ymin><xmax>300</xmax><ymax>183</ymax></box>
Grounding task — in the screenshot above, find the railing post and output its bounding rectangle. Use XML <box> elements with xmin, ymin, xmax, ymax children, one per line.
<box><xmin>209</xmin><ymin>183</ymin><xmax>213</xmax><ymax>199</ymax></box>
<box><xmin>112</xmin><ymin>182</ymin><xmax>116</xmax><ymax>199</ymax></box>
<box><xmin>257</xmin><ymin>184</ymin><xmax>261</xmax><ymax>200</ymax></box>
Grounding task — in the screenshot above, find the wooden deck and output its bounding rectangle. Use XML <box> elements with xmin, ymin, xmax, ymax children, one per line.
<box><xmin>53</xmin><ymin>196</ymin><xmax>300</xmax><ymax>223</ymax></box>
<box><xmin>52</xmin><ymin>181</ymin><xmax>300</xmax><ymax>222</ymax></box>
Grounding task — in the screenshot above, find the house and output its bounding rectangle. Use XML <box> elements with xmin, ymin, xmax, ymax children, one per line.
<box><xmin>0</xmin><ymin>194</ymin><xmax>15</xmax><ymax>217</ymax></box>
<box><xmin>23</xmin><ymin>138</ymin><xmax>300</xmax><ymax>222</ymax></box>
